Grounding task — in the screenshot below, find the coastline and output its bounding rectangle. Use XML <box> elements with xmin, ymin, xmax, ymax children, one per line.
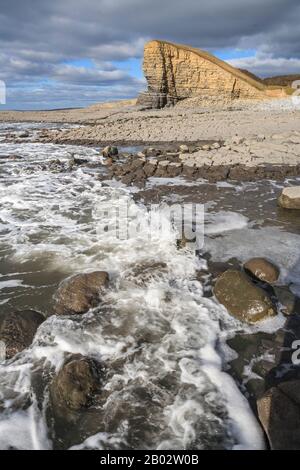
<box><xmin>0</xmin><ymin>101</ymin><xmax>300</xmax><ymax>449</ymax></box>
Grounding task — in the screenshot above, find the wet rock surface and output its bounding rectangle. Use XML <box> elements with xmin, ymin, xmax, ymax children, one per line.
<box><xmin>102</xmin><ymin>133</ymin><xmax>300</xmax><ymax>185</ymax></box>
<box><xmin>54</xmin><ymin>271</ymin><xmax>109</xmax><ymax>315</ymax></box>
<box><xmin>257</xmin><ymin>381</ymin><xmax>300</xmax><ymax>450</ymax></box>
<box><xmin>244</xmin><ymin>258</ymin><xmax>280</xmax><ymax>284</ymax></box>
<box><xmin>49</xmin><ymin>354</ymin><xmax>103</xmax><ymax>412</ymax></box>
<box><xmin>0</xmin><ymin>310</ymin><xmax>45</xmax><ymax>359</ymax></box>
<box><xmin>1</xmin><ymin>121</ymin><xmax>300</xmax><ymax>449</ymax></box>
<box><xmin>273</xmin><ymin>286</ymin><xmax>299</xmax><ymax>315</ymax></box>
<box><xmin>214</xmin><ymin>270</ymin><xmax>276</xmax><ymax>323</ymax></box>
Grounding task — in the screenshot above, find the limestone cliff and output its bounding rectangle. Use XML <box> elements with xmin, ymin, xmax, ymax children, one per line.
<box><xmin>137</xmin><ymin>40</ymin><xmax>286</xmax><ymax>108</ymax></box>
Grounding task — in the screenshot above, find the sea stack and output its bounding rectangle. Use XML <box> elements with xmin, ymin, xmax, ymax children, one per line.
<box><xmin>137</xmin><ymin>40</ymin><xmax>287</xmax><ymax>108</ymax></box>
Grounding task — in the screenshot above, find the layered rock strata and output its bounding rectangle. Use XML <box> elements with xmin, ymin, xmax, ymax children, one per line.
<box><xmin>137</xmin><ymin>40</ymin><xmax>287</xmax><ymax>108</ymax></box>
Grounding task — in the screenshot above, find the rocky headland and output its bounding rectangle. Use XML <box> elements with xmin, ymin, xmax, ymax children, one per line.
<box><xmin>137</xmin><ymin>40</ymin><xmax>287</xmax><ymax>108</ymax></box>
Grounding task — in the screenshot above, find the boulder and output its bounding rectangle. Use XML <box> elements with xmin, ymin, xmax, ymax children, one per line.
<box><xmin>102</xmin><ymin>146</ymin><xmax>118</xmax><ymax>158</ymax></box>
<box><xmin>257</xmin><ymin>381</ymin><xmax>300</xmax><ymax>449</ymax></box>
<box><xmin>54</xmin><ymin>271</ymin><xmax>109</xmax><ymax>315</ymax></box>
<box><xmin>278</xmin><ymin>187</ymin><xmax>300</xmax><ymax>209</ymax></box>
<box><xmin>214</xmin><ymin>270</ymin><xmax>276</xmax><ymax>323</ymax></box>
<box><xmin>244</xmin><ymin>258</ymin><xmax>280</xmax><ymax>284</ymax></box>
<box><xmin>0</xmin><ymin>310</ymin><xmax>45</xmax><ymax>359</ymax></box>
<box><xmin>50</xmin><ymin>354</ymin><xmax>102</xmax><ymax>411</ymax></box>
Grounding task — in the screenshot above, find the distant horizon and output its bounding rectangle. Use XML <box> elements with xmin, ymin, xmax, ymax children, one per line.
<box><xmin>1</xmin><ymin>0</ymin><xmax>300</xmax><ymax>110</ymax></box>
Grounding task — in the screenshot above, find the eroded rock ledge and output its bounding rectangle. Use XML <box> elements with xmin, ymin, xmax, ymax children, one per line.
<box><xmin>106</xmin><ymin>132</ymin><xmax>300</xmax><ymax>185</ymax></box>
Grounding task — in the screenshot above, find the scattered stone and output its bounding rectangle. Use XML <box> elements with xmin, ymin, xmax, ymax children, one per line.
<box><xmin>231</xmin><ymin>136</ymin><xmax>245</xmax><ymax>145</ymax></box>
<box><xmin>212</xmin><ymin>142</ymin><xmax>221</xmax><ymax>149</ymax></box>
<box><xmin>0</xmin><ymin>310</ymin><xmax>45</xmax><ymax>359</ymax></box>
<box><xmin>179</xmin><ymin>144</ymin><xmax>189</xmax><ymax>153</ymax></box>
<box><xmin>73</xmin><ymin>157</ymin><xmax>88</xmax><ymax>165</ymax></box>
<box><xmin>50</xmin><ymin>354</ymin><xmax>102</xmax><ymax>411</ymax></box>
<box><xmin>274</xmin><ymin>286</ymin><xmax>298</xmax><ymax>315</ymax></box>
<box><xmin>202</xmin><ymin>144</ymin><xmax>211</xmax><ymax>151</ymax></box>
<box><xmin>278</xmin><ymin>186</ymin><xmax>300</xmax><ymax>209</ymax></box>
<box><xmin>102</xmin><ymin>146</ymin><xmax>118</xmax><ymax>158</ymax></box>
<box><xmin>214</xmin><ymin>270</ymin><xmax>277</xmax><ymax>323</ymax></box>
<box><xmin>137</xmin><ymin>151</ymin><xmax>146</xmax><ymax>158</ymax></box>
<box><xmin>257</xmin><ymin>381</ymin><xmax>300</xmax><ymax>450</ymax></box>
<box><xmin>244</xmin><ymin>258</ymin><xmax>280</xmax><ymax>284</ymax></box>
<box><xmin>17</xmin><ymin>130</ymin><xmax>29</xmax><ymax>138</ymax></box>
<box><xmin>145</xmin><ymin>148</ymin><xmax>161</xmax><ymax>157</ymax></box>
<box><xmin>54</xmin><ymin>271</ymin><xmax>109</xmax><ymax>315</ymax></box>
<box><xmin>102</xmin><ymin>156</ymin><xmax>113</xmax><ymax>167</ymax></box>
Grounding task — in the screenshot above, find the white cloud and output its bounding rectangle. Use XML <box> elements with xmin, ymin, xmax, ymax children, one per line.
<box><xmin>0</xmin><ymin>0</ymin><xmax>300</xmax><ymax>108</ymax></box>
<box><xmin>229</xmin><ymin>53</ymin><xmax>300</xmax><ymax>77</ymax></box>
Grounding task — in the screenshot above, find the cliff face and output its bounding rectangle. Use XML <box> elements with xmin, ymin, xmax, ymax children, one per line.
<box><xmin>138</xmin><ymin>40</ymin><xmax>286</xmax><ymax>108</ymax></box>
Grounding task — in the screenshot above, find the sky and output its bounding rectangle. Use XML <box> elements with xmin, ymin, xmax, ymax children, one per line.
<box><xmin>0</xmin><ymin>0</ymin><xmax>300</xmax><ymax>110</ymax></box>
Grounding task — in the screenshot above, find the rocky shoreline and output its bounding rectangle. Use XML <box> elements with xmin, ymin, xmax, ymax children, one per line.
<box><xmin>1</xmin><ymin>246</ymin><xmax>300</xmax><ymax>449</ymax></box>
<box><xmin>1</xmin><ymin>107</ymin><xmax>300</xmax><ymax>449</ymax></box>
<box><xmin>101</xmin><ymin>131</ymin><xmax>300</xmax><ymax>185</ymax></box>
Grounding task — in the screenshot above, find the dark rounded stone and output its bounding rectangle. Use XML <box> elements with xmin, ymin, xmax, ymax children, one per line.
<box><xmin>244</xmin><ymin>258</ymin><xmax>280</xmax><ymax>284</ymax></box>
<box><xmin>258</xmin><ymin>381</ymin><xmax>300</xmax><ymax>450</ymax></box>
<box><xmin>214</xmin><ymin>270</ymin><xmax>276</xmax><ymax>323</ymax></box>
<box><xmin>50</xmin><ymin>354</ymin><xmax>102</xmax><ymax>411</ymax></box>
<box><xmin>54</xmin><ymin>271</ymin><xmax>109</xmax><ymax>315</ymax></box>
<box><xmin>0</xmin><ymin>310</ymin><xmax>45</xmax><ymax>359</ymax></box>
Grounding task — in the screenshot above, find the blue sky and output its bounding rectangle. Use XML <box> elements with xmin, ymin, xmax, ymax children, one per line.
<box><xmin>0</xmin><ymin>0</ymin><xmax>300</xmax><ymax>110</ymax></box>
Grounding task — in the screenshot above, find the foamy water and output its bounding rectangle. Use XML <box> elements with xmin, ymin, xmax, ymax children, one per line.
<box><xmin>4</xmin><ymin>123</ymin><xmax>299</xmax><ymax>449</ymax></box>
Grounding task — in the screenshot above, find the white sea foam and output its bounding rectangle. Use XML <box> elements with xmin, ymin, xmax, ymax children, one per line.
<box><xmin>205</xmin><ymin>225</ymin><xmax>300</xmax><ymax>289</ymax></box>
<box><xmin>0</xmin><ymin>132</ymin><xmax>268</xmax><ymax>450</ymax></box>
<box><xmin>205</xmin><ymin>211</ymin><xmax>249</xmax><ymax>235</ymax></box>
